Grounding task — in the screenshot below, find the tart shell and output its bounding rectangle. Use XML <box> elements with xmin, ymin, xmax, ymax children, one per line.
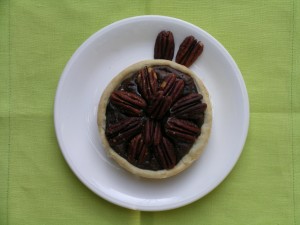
<box><xmin>97</xmin><ymin>59</ymin><xmax>212</xmax><ymax>179</ymax></box>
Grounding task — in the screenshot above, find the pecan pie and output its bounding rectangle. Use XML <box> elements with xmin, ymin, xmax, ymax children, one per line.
<box><xmin>97</xmin><ymin>59</ymin><xmax>212</xmax><ymax>179</ymax></box>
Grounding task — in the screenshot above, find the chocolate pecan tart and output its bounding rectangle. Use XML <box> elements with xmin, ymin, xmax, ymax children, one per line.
<box><xmin>97</xmin><ymin>59</ymin><xmax>212</xmax><ymax>179</ymax></box>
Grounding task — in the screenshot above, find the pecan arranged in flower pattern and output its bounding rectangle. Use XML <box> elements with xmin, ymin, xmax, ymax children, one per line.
<box><xmin>128</xmin><ymin>134</ymin><xmax>148</xmax><ymax>164</ymax></box>
<box><xmin>165</xmin><ymin>117</ymin><xmax>200</xmax><ymax>143</ymax></box>
<box><xmin>106</xmin><ymin>117</ymin><xmax>143</xmax><ymax>146</ymax></box>
<box><xmin>170</xmin><ymin>93</ymin><xmax>207</xmax><ymax>120</ymax></box>
<box><xmin>110</xmin><ymin>90</ymin><xmax>146</xmax><ymax>116</ymax></box>
<box><xmin>159</xmin><ymin>74</ymin><xmax>185</xmax><ymax>104</ymax></box>
<box><xmin>143</xmin><ymin>119</ymin><xmax>162</xmax><ymax>146</ymax></box>
<box><xmin>136</xmin><ymin>66</ymin><xmax>158</xmax><ymax>102</ymax></box>
<box><xmin>147</xmin><ymin>91</ymin><xmax>172</xmax><ymax>120</ymax></box>
<box><xmin>153</xmin><ymin>137</ymin><xmax>176</xmax><ymax>169</ymax></box>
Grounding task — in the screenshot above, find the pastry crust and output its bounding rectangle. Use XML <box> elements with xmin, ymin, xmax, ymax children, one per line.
<box><xmin>97</xmin><ymin>59</ymin><xmax>212</xmax><ymax>179</ymax></box>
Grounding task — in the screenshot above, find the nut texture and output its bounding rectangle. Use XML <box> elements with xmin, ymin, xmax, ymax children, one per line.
<box><xmin>136</xmin><ymin>67</ymin><xmax>158</xmax><ymax>102</ymax></box>
<box><xmin>105</xmin><ymin>117</ymin><xmax>143</xmax><ymax>146</ymax></box>
<box><xmin>128</xmin><ymin>134</ymin><xmax>148</xmax><ymax>164</ymax></box>
<box><xmin>154</xmin><ymin>31</ymin><xmax>175</xmax><ymax>60</ymax></box>
<box><xmin>175</xmin><ymin>36</ymin><xmax>204</xmax><ymax>67</ymax></box>
<box><xmin>159</xmin><ymin>74</ymin><xmax>185</xmax><ymax>104</ymax></box>
<box><xmin>143</xmin><ymin>119</ymin><xmax>162</xmax><ymax>146</ymax></box>
<box><xmin>165</xmin><ymin>117</ymin><xmax>200</xmax><ymax>143</ymax></box>
<box><xmin>170</xmin><ymin>93</ymin><xmax>207</xmax><ymax>120</ymax></box>
<box><xmin>153</xmin><ymin>137</ymin><xmax>176</xmax><ymax>169</ymax></box>
<box><xmin>110</xmin><ymin>90</ymin><xmax>146</xmax><ymax>116</ymax></box>
<box><xmin>147</xmin><ymin>91</ymin><xmax>172</xmax><ymax>120</ymax></box>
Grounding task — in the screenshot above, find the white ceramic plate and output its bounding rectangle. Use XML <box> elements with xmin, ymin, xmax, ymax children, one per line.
<box><xmin>54</xmin><ymin>16</ymin><xmax>249</xmax><ymax>211</ymax></box>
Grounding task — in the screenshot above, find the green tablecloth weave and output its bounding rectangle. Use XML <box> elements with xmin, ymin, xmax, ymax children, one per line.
<box><xmin>1</xmin><ymin>0</ymin><xmax>299</xmax><ymax>224</ymax></box>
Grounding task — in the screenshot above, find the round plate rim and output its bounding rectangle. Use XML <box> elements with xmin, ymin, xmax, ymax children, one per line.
<box><xmin>54</xmin><ymin>15</ymin><xmax>250</xmax><ymax>211</ymax></box>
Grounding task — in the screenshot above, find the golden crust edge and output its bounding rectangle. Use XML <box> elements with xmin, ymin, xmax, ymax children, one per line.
<box><xmin>97</xmin><ymin>59</ymin><xmax>212</xmax><ymax>179</ymax></box>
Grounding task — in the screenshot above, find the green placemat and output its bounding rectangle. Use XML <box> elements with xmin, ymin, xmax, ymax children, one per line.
<box><xmin>1</xmin><ymin>0</ymin><xmax>299</xmax><ymax>224</ymax></box>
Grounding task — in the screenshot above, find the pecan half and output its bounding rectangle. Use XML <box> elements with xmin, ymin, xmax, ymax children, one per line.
<box><xmin>106</xmin><ymin>117</ymin><xmax>143</xmax><ymax>145</ymax></box>
<box><xmin>143</xmin><ymin>119</ymin><xmax>162</xmax><ymax>146</ymax></box>
<box><xmin>165</xmin><ymin>117</ymin><xmax>200</xmax><ymax>143</ymax></box>
<box><xmin>153</xmin><ymin>137</ymin><xmax>176</xmax><ymax>169</ymax></box>
<box><xmin>175</xmin><ymin>36</ymin><xmax>204</xmax><ymax>67</ymax></box>
<box><xmin>154</xmin><ymin>31</ymin><xmax>175</xmax><ymax>60</ymax></box>
<box><xmin>136</xmin><ymin>66</ymin><xmax>158</xmax><ymax>102</ymax></box>
<box><xmin>170</xmin><ymin>93</ymin><xmax>207</xmax><ymax>120</ymax></box>
<box><xmin>147</xmin><ymin>91</ymin><xmax>172</xmax><ymax>119</ymax></box>
<box><xmin>159</xmin><ymin>74</ymin><xmax>184</xmax><ymax>103</ymax></box>
<box><xmin>128</xmin><ymin>134</ymin><xmax>148</xmax><ymax>164</ymax></box>
<box><xmin>110</xmin><ymin>90</ymin><xmax>146</xmax><ymax>116</ymax></box>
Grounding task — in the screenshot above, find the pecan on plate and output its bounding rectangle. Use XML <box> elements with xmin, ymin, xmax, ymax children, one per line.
<box><xmin>153</xmin><ymin>137</ymin><xmax>176</xmax><ymax>169</ymax></box>
<box><xmin>175</xmin><ymin>36</ymin><xmax>204</xmax><ymax>67</ymax></box>
<box><xmin>106</xmin><ymin>117</ymin><xmax>143</xmax><ymax>145</ymax></box>
<box><xmin>170</xmin><ymin>93</ymin><xmax>207</xmax><ymax>120</ymax></box>
<box><xmin>110</xmin><ymin>90</ymin><xmax>146</xmax><ymax>116</ymax></box>
<box><xmin>136</xmin><ymin>66</ymin><xmax>158</xmax><ymax>102</ymax></box>
<box><xmin>165</xmin><ymin>117</ymin><xmax>200</xmax><ymax>143</ymax></box>
<box><xmin>154</xmin><ymin>31</ymin><xmax>175</xmax><ymax>60</ymax></box>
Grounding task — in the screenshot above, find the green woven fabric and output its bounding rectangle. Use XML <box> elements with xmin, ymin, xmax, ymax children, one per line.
<box><xmin>1</xmin><ymin>0</ymin><xmax>299</xmax><ymax>224</ymax></box>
